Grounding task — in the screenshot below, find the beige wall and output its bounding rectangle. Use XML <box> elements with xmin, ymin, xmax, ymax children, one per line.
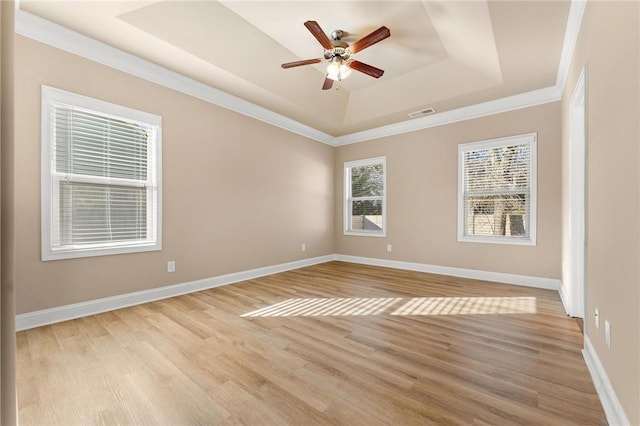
<box><xmin>1</xmin><ymin>1</ymin><xmax>17</xmax><ymax>423</ymax></box>
<box><xmin>561</xmin><ymin>2</ymin><xmax>640</xmax><ymax>423</ymax></box>
<box><xmin>14</xmin><ymin>36</ymin><xmax>335</xmax><ymax>314</ymax></box>
<box><xmin>335</xmin><ymin>103</ymin><xmax>562</xmax><ymax>279</ymax></box>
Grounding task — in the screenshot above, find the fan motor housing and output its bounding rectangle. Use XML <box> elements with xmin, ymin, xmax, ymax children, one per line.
<box><xmin>324</xmin><ymin>46</ymin><xmax>351</xmax><ymax>60</ymax></box>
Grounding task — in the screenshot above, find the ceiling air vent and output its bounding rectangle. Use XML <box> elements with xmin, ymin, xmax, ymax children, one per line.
<box><xmin>408</xmin><ymin>108</ymin><xmax>436</xmax><ymax>119</ymax></box>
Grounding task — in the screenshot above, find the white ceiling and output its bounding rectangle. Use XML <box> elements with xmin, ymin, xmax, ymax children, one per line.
<box><xmin>20</xmin><ymin>1</ymin><xmax>572</xmax><ymax>137</ymax></box>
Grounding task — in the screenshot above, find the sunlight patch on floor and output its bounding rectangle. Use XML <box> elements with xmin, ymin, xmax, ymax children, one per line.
<box><xmin>241</xmin><ymin>296</ymin><xmax>536</xmax><ymax>317</ymax></box>
<box><xmin>391</xmin><ymin>296</ymin><xmax>536</xmax><ymax>316</ymax></box>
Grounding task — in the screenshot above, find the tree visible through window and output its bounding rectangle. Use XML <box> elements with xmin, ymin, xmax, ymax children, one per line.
<box><xmin>458</xmin><ymin>134</ymin><xmax>536</xmax><ymax>245</ymax></box>
<box><xmin>345</xmin><ymin>157</ymin><xmax>386</xmax><ymax>236</ymax></box>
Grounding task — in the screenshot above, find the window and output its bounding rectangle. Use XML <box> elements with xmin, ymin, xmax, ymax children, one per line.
<box><xmin>344</xmin><ymin>157</ymin><xmax>386</xmax><ymax>236</ymax></box>
<box><xmin>41</xmin><ymin>86</ymin><xmax>161</xmax><ymax>260</ymax></box>
<box><xmin>458</xmin><ymin>133</ymin><xmax>536</xmax><ymax>245</ymax></box>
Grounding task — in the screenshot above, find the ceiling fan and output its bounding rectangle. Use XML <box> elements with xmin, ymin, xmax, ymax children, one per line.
<box><xmin>281</xmin><ymin>21</ymin><xmax>391</xmax><ymax>90</ymax></box>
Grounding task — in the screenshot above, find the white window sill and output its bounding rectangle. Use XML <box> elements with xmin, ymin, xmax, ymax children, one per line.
<box><xmin>43</xmin><ymin>242</ymin><xmax>161</xmax><ymax>261</ymax></box>
<box><xmin>344</xmin><ymin>231</ymin><xmax>386</xmax><ymax>238</ymax></box>
<box><xmin>458</xmin><ymin>235</ymin><xmax>536</xmax><ymax>246</ymax></box>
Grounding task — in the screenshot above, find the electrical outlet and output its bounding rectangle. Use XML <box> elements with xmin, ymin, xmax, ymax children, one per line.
<box><xmin>167</xmin><ymin>261</ymin><xmax>176</xmax><ymax>273</ymax></box>
<box><xmin>604</xmin><ymin>320</ymin><xmax>611</xmax><ymax>348</ymax></box>
<box><xmin>386</xmin><ymin>244</ymin><xmax>392</xmax><ymax>253</ymax></box>
<box><xmin>301</xmin><ymin>243</ymin><xmax>306</xmax><ymax>252</ymax></box>
<box><xmin>595</xmin><ymin>308</ymin><xmax>600</xmax><ymax>329</ymax></box>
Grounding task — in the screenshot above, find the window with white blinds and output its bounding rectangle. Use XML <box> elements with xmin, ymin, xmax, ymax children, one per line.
<box><xmin>42</xmin><ymin>86</ymin><xmax>162</xmax><ymax>260</ymax></box>
<box><xmin>458</xmin><ymin>133</ymin><xmax>536</xmax><ymax>245</ymax></box>
<box><xmin>344</xmin><ymin>157</ymin><xmax>386</xmax><ymax>236</ymax></box>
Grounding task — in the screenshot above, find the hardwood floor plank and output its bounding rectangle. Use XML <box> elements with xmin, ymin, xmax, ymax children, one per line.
<box><xmin>17</xmin><ymin>261</ymin><xmax>607</xmax><ymax>425</ymax></box>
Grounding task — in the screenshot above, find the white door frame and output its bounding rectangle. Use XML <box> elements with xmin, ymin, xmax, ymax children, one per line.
<box><xmin>567</xmin><ymin>67</ymin><xmax>587</xmax><ymax>318</ymax></box>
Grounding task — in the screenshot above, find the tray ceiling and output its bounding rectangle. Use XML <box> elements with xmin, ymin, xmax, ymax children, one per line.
<box><xmin>20</xmin><ymin>1</ymin><xmax>571</xmax><ymax>137</ymax></box>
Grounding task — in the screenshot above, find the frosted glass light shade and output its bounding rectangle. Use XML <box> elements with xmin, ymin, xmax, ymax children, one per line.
<box><xmin>327</xmin><ymin>59</ymin><xmax>352</xmax><ymax>81</ymax></box>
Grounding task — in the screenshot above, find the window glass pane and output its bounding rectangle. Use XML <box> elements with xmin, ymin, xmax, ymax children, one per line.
<box><xmin>464</xmin><ymin>194</ymin><xmax>528</xmax><ymax>237</ymax></box>
<box><xmin>464</xmin><ymin>144</ymin><xmax>530</xmax><ymax>193</ymax></box>
<box><xmin>351</xmin><ymin>163</ymin><xmax>384</xmax><ymax>197</ymax></box>
<box><xmin>54</xmin><ymin>106</ymin><xmax>149</xmax><ymax>180</ymax></box>
<box><xmin>350</xmin><ymin>200</ymin><xmax>383</xmax><ymax>232</ymax></box>
<box><xmin>459</xmin><ymin>135</ymin><xmax>535</xmax><ymax>244</ymax></box>
<box><xmin>345</xmin><ymin>157</ymin><xmax>385</xmax><ymax>236</ymax></box>
<box><xmin>58</xmin><ymin>181</ymin><xmax>147</xmax><ymax>246</ymax></box>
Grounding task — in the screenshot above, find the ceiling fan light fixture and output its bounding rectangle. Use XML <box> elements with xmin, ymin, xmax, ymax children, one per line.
<box><xmin>326</xmin><ymin>57</ymin><xmax>352</xmax><ymax>81</ymax></box>
<box><xmin>281</xmin><ymin>21</ymin><xmax>389</xmax><ymax>89</ymax></box>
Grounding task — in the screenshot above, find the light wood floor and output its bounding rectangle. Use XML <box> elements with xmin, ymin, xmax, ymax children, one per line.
<box><xmin>17</xmin><ymin>261</ymin><xmax>606</xmax><ymax>425</ymax></box>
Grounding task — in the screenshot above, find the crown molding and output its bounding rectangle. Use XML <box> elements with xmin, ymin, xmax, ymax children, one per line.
<box><xmin>334</xmin><ymin>0</ymin><xmax>585</xmax><ymax>146</ymax></box>
<box><xmin>15</xmin><ymin>9</ymin><xmax>335</xmax><ymax>146</ymax></box>
<box><xmin>15</xmin><ymin>0</ymin><xmax>584</xmax><ymax>147</ymax></box>
<box><xmin>333</xmin><ymin>86</ymin><xmax>562</xmax><ymax>146</ymax></box>
<box><xmin>556</xmin><ymin>0</ymin><xmax>587</xmax><ymax>93</ymax></box>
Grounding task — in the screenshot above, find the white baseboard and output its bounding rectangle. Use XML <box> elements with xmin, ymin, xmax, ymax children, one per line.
<box><xmin>583</xmin><ymin>336</ymin><xmax>631</xmax><ymax>426</ymax></box>
<box><xmin>558</xmin><ymin>282</ymin><xmax>571</xmax><ymax>316</ymax></box>
<box><xmin>15</xmin><ymin>255</ymin><xmax>335</xmax><ymax>331</ymax></box>
<box><xmin>335</xmin><ymin>255</ymin><xmax>561</xmax><ymax>291</ymax></box>
<box><xmin>17</xmin><ymin>254</ymin><xmax>563</xmax><ymax>331</ymax></box>
<box><xmin>20</xmin><ymin>253</ymin><xmax>621</xmax><ymax>424</ymax></box>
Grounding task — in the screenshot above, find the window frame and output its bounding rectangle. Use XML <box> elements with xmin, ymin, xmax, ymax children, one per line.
<box><xmin>41</xmin><ymin>85</ymin><xmax>162</xmax><ymax>261</ymax></box>
<box><xmin>344</xmin><ymin>156</ymin><xmax>387</xmax><ymax>237</ymax></box>
<box><xmin>457</xmin><ymin>133</ymin><xmax>537</xmax><ymax>246</ymax></box>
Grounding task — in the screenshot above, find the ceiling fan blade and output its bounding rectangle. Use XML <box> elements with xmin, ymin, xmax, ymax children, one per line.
<box><xmin>304</xmin><ymin>21</ymin><xmax>334</xmax><ymax>50</ymax></box>
<box><xmin>349</xmin><ymin>26</ymin><xmax>391</xmax><ymax>53</ymax></box>
<box><xmin>322</xmin><ymin>76</ymin><xmax>334</xmax><ymax>90</ymax></box>
<box><xmin>349</xmin><ymin>60</ymin><xmax>385</xmax><ymax>79</ymax></box>
<box><xmin>281</xmin><ymin>58</ymin><xmax>322</xmax><ymax>69</ymax></box>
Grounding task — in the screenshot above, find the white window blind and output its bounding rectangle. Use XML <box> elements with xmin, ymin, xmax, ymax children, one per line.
<box><xmin>42</xmin><ymin>86</ymin><xmax>161</xmax><ymax>260</ymax></box>
<box><xmin>458</xmin><ymin>133</ymin><xmax>536</xmax><ymax>245</ymax></box>
<box><xmin>344</xmin><ymin>157</ymin><xmax>386</xmax><ymax>236</ymax></box>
